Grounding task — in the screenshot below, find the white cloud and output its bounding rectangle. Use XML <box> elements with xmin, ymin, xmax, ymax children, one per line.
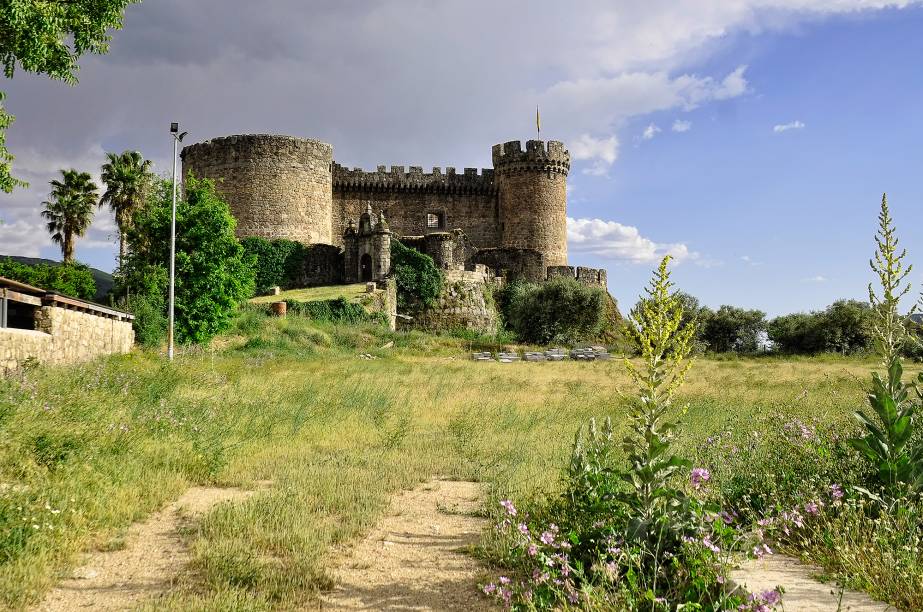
<box><xmin>672</xmin><ymin>119</ymin><xmax>692</xmax><ymax>133</ymax></box>
<box><xmin>773</xmin><ymin>120</ymin><xmax>806</xmax><ymax>133</ymax></box>
<box><xmin>569</xmin><ymin>134</ymin><xmax>619</xmax><ymax>164</ymax></box>
<box><xmin>802</xmin><ymin>275</ymin><xmax>828</xmax><ymax>283</ymax></box>
<box><xmin>642</xmin><ymin>123</ymin><xmax>662</xmax><ymax>140</ymax></box>
<box><xmin>567</xmin><ymin>216</ymin><xmax>697</xmax><ymax>264</ymax></box>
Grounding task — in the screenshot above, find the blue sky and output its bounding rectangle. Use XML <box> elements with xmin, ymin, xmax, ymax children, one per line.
<box><xmin>2</xmin><ymin>1</ymin><xmax>922</xmax><ymax>317</ymax></box>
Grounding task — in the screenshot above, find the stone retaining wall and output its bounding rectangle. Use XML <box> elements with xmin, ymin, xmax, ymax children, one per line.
<box><xmin>1</xmin><ymin>305</ymin><xmax>134</xmax><ymax>372</ymax></box>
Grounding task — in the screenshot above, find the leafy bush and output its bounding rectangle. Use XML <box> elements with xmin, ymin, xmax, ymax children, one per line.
<box><xmin>700</xmin><ymin>305</ymin><xmax>767</xmax><ymax>353</ymax></box>
<box><xmin>390</xmin><ymin>239</ymin><xmax>442</xmax><ymax>310</ymax></box>
<box><xmin>240</xmin><ymin>236</ymin><xmax>306</xmax><ymax>295</ymax></box>
<box><xmin>122</xmin><ymin>176</ymin><xmax>255</xmax><ymax>345</ymax></box>
<box><xmin>502</xmin><ymin>277</ymin><xmax>606</xmax><ymax>345</ymax></box>
<box><xmin>0</xmin><ymin>258</ymin><xmax>96</xmax><ymax>301</ymax></box>
<box><xmin>286</xmin><ymin>297</ymin><xmax>383</xmax><ymax>325</ymax></box>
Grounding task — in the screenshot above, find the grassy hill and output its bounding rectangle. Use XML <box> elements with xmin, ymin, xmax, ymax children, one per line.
<box><xmin>0</xmin><ymin>255</ymin><xmax>114</xmax><ymax>303</ymax></box>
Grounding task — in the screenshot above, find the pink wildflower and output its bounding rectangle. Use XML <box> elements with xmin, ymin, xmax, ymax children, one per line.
<box><xmin>691</xmin><ymin>467</ymin><xmax>711</xmax><ymax>490</ymax></box>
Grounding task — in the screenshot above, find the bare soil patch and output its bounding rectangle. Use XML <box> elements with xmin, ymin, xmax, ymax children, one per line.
<box><xmin>36</xmin><ymin>485</ymin><xmax>256</xmax><ymax>612</ymax></box>
<box><xmin>317</xmin><ymin>479</ymin><xmax>495</xmax><ymax>611</ymax></box>
<box><xmin>731</xmin><ymin>554</ymin><xmax>896</xmax><ymax>611</ymax></box>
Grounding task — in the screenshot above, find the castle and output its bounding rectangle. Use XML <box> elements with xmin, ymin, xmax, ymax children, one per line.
<box><xmin>180</xmin><ymin>134</ymin><xmax>607</xmax><ymax>288</ymax></box>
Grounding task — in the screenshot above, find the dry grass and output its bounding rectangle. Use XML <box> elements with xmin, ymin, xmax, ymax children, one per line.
<box><xmin>249</xmin><ymin>283</ymin><xmax>370</xmax><ymax>304</ymax></box>
<box><xmin>0</xmin><ymin>314</ymin><xmax>914</xmax><ymax>610</ymax></box>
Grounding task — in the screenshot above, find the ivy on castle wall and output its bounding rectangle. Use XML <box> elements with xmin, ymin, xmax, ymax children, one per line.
<box><xmin>390</xmin><ymin>239</ymin><xmax>443</xmax><ymax>311</ymax></box>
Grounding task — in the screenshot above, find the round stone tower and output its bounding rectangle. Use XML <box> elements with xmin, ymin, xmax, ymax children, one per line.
<box><xmin>492</xmin><ymin>139</ymin><xmax>570</xmax><ymax>266</ymax></box>
<box><xmin>181</xmin><ymin>134</ymin><xmax>334</xmax><ymax>244</ymax></box>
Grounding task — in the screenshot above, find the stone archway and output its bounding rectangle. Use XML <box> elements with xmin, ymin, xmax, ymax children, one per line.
<box><xmin>360</xmin><ymin>253</ymin><xmax>373</xmax><ymax>282</ymax></box>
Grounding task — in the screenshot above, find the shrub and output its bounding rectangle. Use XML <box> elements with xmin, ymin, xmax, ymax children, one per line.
<box><xmin>0</xmin><ymin>258</ymin><xmax>96</xmax><ymax>301</ymax></box>
<box><xmin>240</xmin><ymin>237</ymin><xmax>306</xmax><ymax>295</ymax></box>
<box><xmin>390</xmin><ymin>240</ymin><xmax>442</xmax><ymax>310</ymax></box>
<box><xmin>503</xmin><ymin>277</ymin><xmax>605</xmax><ymax>345</ymax></box>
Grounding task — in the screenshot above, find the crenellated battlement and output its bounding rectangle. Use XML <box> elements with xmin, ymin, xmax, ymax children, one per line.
<box><xmin>491</xmin><ymin>139</ymin><xmax>570</xmax><ymax>175</ymax></box>
<box><xmin>332</xmin><ymin>163</ymin><xmax>497</xmax><ymax>194</ymax></box>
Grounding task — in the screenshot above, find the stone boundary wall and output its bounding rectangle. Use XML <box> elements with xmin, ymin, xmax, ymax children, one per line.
<box><xmin>546</xmin><ymin>265</ymin><xmax>608</xmax><ymax>287</ymax></box>
<box><xmin>403</xmin><ymin>274</ymin><xmax>497</xmax><ymax>335</ymax></box>
<box><xmin>294</xmin><ymin>244</ymin><xmax>344</xmax><ymax>287</ymax></box>
<box><xmin>1</xmin><ymin>305</ymin><xmax>134</xmax><ymax>372</ymax></box>
<box><xmin>470</xmin><ymin>247</ymin><xmax>545</xmax><ymax>283</ymax></box>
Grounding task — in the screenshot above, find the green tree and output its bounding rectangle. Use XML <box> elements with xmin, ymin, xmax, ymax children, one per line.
<box><xmin>0</xmin><ymin>258</ymin><xmax>95</xmax><ymax>300</ymax></box>
<box><xmin>40</xmin><ymin>169</ymin><xmax>98</xmax><ymax>263</ymax></box>
<box><xmin>768</xmin><ymin>311</ymin><xmax>822</xmax><ymax>354</ymax></box>
<box><xmin>701</xmin><ymin>304</ymin><xmax>766</xmax><ymax>353</ymax></box>
<box><xmin>505</xmin><ymin>277</ymin><xmax>606</xmax><ymax>345</ymax></box>
<box><xmin>100</xmin><ymin>150</ymin><xmax>152</xmax><ymax>269</ymax></box>
<box><xmin>0</xmin><ymin>0</ymin><xmax>139</xmax><ymax>192</ymax></box>
<box><xmin>390</xmin><ymin>239</ymin><xmax>443</xmax><ymax>310</ymax></box>
<box><xmin>122</xmin><ymin>175</ymin><xmax>254</xmax><ymax>344</ymax></box>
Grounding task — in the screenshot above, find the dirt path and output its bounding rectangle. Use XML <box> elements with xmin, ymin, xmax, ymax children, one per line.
<box><xmin>731</xmin><ymin>554</ymin><xmax>896</xmax><ymax>611</ymax></box>
<box><xmin>36</xmin><ymin>486</ymin><xmax>255</xmax><ymax>612</ymax></box>
<box><xmin>317</xmin><ymin>479</ymin><xmax>495</xmax><ymax>611</ymax></box>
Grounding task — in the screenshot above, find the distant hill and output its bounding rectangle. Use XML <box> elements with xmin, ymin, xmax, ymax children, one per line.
<box><xmin>910</xmin><ymin>313</ymin><xmax>923</xmax><ymax>325</ymax></box>
<box><xmin>0</xmin><ymin>255</ymin><xmax>114</xmax><ymax>303</ymax></box>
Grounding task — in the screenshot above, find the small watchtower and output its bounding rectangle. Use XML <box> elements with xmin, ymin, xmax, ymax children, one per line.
<box><xmin>343</xmin><ymin>203</ymin><xmax>392</xmax><ymax>283</ymax></box>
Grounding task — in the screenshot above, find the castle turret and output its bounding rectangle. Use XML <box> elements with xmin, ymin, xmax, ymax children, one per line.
<box><xmin>492</xmin><ymin>140</ymin><xmax>570</xmax><ymax>266</ymax></box>
<box><xmin>181</xmin><ymin>134</ymin><xmax>334</xmax><ymax>244</ymax></box>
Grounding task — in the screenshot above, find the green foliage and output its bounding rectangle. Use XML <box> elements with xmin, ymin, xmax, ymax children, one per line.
<box><xmin>240</xmin><ymin>236</ymin><xmax>305</xmax><ymax>295</ymax></box>
<box><xmin>100</xmin><ymin>150</ymin><xmax>153</xmax><ymax>268</ymax></box>
<box><xmin>700</xmin><ymin>305</ymin><xmax>766</xmax><ymax>353</ymax></box>
<box><xmin>768</xmin><ymin>300</ymin><xmax>874</xmax><ymax>355</ymax></box>
<box><xmin>123</xmin><ymin>175</ymin><xmax>255</xmax><ymax>345</ymax></box>
<box><xmin>847</xmin><ymin>194</ymin><xmax>923</xmax><ymax>493</ymax></box>
<box><xmin>390</xmin><ymin>239</ymin><xmax>442</xmax><ymax>310</ymax></box>
<box><xmin>502</xmin><ymin>277</ymin><xmax>606</xmax><ymax>345</ymax></box>
<box><xmin>0</xmin><ymin>0</ymin><xmax>139</xmax><ymax>191</ymax></box>
<box><xmin>122</xmin><ymin>290</ymin><xmax>167</xmax><ymax>347</ymax></box>
<box><xmin>285</xmin><ymin>297</ymin><xmax>382</xmax><ymax>325</ymax></box>
<box><xmin>621</xmin><ymin>255</ymin><xmax>697</xmax><ymax>530</ymax></box>
<box><xmin>40</xmin><ymin>169</ymin><xmax>98</xmax><ymax>263</ymax></box>
<box><xmin>0</xmin><ymin>257</ymin><xmax>95</xmax><ymax>300</ymax></box>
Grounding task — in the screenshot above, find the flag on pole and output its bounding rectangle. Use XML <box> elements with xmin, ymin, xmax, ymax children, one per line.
<box><xmin>536</xmin><ymin>105</ymin><xmax>541</xmax><ymax>138</ymax></box>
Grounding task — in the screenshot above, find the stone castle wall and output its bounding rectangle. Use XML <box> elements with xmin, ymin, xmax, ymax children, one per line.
<box><xmin>403</xmin><ymin>269</ymin><xmax>498</xmax><ymax>334</ymax></box>
<box><xmin>332</xmin><ymin>165</ymin><xmax>500</xmax><ymax>250</ymax></box>
<box><xmin>1</xmin><ymin>306</ymin><xmax>134</xmax><ymax>372</ymax></box>
<box><xmin>546</xmin><ymin>265</ymin><xmax>608</xmax><ymax>288</ymax></box>
<box><xmin>182</xmin><ymin>134</ymin><xmax>334</xmax><ymax>244</ymax></box>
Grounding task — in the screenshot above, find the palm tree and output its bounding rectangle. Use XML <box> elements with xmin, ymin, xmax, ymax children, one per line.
<box><xmin>41</xmin><ymin>169</ymin><xmax>98</xmax><ymax>263</ymax></box>
<box><xmin>100</xmin><ymin>150</ymin><xmax>152</xmax><ymax>269</ymax></box>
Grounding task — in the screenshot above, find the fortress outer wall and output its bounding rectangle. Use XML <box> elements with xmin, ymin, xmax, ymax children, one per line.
<box><xmin>181</xmin><ymin>134</ymin><xmax>334</xmax><ymax>244</ymax></box>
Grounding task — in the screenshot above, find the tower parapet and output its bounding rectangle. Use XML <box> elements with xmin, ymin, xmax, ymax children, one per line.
<box><xmin>492</xmin><ymin>140</ymin><xmax>570</xmax><ymax>266</ymax></box>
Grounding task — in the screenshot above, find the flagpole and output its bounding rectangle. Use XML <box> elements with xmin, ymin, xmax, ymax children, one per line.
<box><xmin>536</xmin><ymin>105</ymin><xmax>541</xmax><ymax>140</ymax></box>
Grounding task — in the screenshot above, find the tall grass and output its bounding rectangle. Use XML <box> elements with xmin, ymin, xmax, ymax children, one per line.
<box><xmin>0</xmin><ymin>310</ymin><xmax>914</xmax><ymax>609</ymax></box>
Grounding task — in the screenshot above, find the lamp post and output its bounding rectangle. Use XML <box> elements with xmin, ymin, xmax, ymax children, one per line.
<box><xmin>168</xmin><ymin>122</ymin><xmax>187</xmax><ymax>361</ymax></box>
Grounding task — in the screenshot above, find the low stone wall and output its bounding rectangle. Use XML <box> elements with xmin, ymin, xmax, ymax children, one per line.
<box><xmin>294</xmin><ymin>244</ymin><xmax>344</xmax><ymax>287</ymax></box>
<box><xmin>1</xmin><ymin>305</ymin><xmax>134</xmax><ymax>372</ymax></box>
<box><xmin>546</xmin><ymin>265</ymin><xmax>608</xmax><ymax>287</ymax></box>
<box><xmin>403</xmin><ymin>271</ymin><xmax>497</xmax><ymax>334</ymax></box>
<box><xmin>470</xmin><ymin>247</ymin><xmax>545</xmax><ymax>282</ymax></box>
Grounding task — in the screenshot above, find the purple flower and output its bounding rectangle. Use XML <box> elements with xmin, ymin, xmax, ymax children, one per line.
<box><xmin>499</xmin><ymin>576</ymin><xmax>510</xmax><ymax>585</ymax></box>
<box><xmin>540</xmin><ymin>531</ymin><xmax>555</xmax><ymax>545</ymax></box>
<box><xmin>482</xmin><ymin>583</ymin><xmax>496</xmax><ymax>595</ymax></box>
<box><xmin>517</xmin><ymin>522</ymin><xmax>529</xmax><ymax>535</ymax></box>
<box><xmin>691</xmin><ymin>467</ymin><xmax>711</xmax><ymax>490</ymax></box>
<box><xmin>804</xmin><ymin>501</ymin><xmax>820</xmax><ymax>515</ymax></box>
<box><xmin>830</xmin><ymin>483</ymin><xmax>844</xmax><ymax>499</ymax></box>
<box><xmin>500</xmin><ymin>499</ymin><xmax>517</xmax><ymax>516</ymax></box>
<box><xmin>527</xmin><ymin>544</ymin><xmax>537</xmax><ymax>557</ymax></box>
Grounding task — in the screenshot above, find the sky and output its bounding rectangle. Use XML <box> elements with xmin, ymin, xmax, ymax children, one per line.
<box><xmin>1</xmin><ymin>0</ymin><xmax>922</xmax><ymax>317</ymax></box>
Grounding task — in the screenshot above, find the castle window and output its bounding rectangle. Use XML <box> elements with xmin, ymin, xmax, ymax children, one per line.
<box><xmin>426</xmin><ymin>212</ymin><xmax>445</xmax><ymax>230</ymax></box>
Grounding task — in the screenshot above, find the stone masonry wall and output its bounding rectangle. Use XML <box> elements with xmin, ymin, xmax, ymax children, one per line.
<box><xmin>182</xmin><ymin>134</ymin><xmax>334</xmax><ymax>244</ymax></box>
<box><xmin>404</xmin><ymin>270</ymin><xmax>498</xmax><ymax>334</ymax></box>
<box><xmin>546</xmin><ymin>265</ymin><xmax>608</xmax><ymax>288</ymax></box>
<box><xmin>332</xmin><ymin>165</ymin><xmax>500</xmax><ymax>250</ymax></box>
<box><xmin>1</xmin><ymin>306</ymin><xmax>134</xmax><ymax>372</ymax></box>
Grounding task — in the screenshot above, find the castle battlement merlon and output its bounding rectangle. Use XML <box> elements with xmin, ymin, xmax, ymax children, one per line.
<box><xmin>491</xmin><ymin>139</ymin><xmax>570</xmax><ymax>174</ymax></box>
<box><xmin>332</xmin><ymin>163</ymin><xmax>497</xmax><ymax>194</ymax></box>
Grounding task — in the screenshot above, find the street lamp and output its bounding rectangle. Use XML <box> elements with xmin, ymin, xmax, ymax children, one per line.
<box><xmin>168</xmin><ymin>122</ymin><xmax>187</xmax><ymax>361</ymax></box>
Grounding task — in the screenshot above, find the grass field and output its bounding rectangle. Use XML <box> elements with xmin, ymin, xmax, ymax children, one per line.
<box><xmin>0</xmin><ymin>313</ymin><xmax>915</xmax><ymax>609</ymax></box>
